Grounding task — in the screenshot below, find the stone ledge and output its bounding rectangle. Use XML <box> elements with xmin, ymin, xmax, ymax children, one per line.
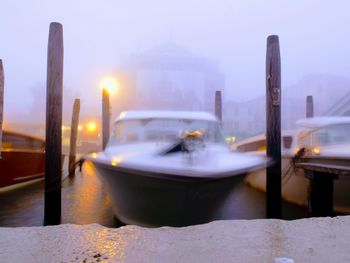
<box><xmin>1</xmin><ymin>216</ymin><xmax>350</xmax><ymax>263</ymax></box>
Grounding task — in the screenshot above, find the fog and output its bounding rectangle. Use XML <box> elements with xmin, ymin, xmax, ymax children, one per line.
<box><xmin>1</xmin><ymin>0</ymin><xmax>350</xmax><ymax>136</ymax></box>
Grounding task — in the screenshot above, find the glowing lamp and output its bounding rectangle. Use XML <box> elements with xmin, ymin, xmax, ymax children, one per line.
<box><xmin>86</xmin><ymin>121</ymin><xmax>97</xmax><ymax>132</ymax></box>
<box><xmin>100</xmin><ymin>77</ymin><xmax>118</xmax><ymax>95</ymax></box>
<box><xmin>312</xmin><ymin>147</ymin><xmax>321</xmax><ymax>155</ymax></box>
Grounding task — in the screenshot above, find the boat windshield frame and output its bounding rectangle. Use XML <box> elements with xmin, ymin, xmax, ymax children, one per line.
<box><xmin>297</xmin><ymin>123</ymin><xmax>350</xmax><ymax>148</ymax></box>
<box><xmin>107</xmin><ymin>118</ymin><xmax>226</xmax><ymax>146</ymax></box>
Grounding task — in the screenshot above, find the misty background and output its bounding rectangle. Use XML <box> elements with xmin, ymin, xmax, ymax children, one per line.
<box><xmin>1</xmin><ymin>0</ymin><xmax>350</xmax><ymax>141</ymax></box>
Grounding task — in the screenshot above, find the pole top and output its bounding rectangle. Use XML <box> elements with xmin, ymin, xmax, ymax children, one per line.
<box><xmin>50</xmin><ymin>22</ymin><xmax>63</xmax><ymax>28</ymax></box>
<box><xmin>267</xmin><ymin>35</ymin><xmax>279</xmax><ymax>44</ymax></box>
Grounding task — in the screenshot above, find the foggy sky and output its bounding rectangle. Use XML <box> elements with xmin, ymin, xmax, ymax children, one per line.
<box><xmin>1</xmin><ymin>0</ymin><xmax>350</xmax><ymax>123</ymax></box>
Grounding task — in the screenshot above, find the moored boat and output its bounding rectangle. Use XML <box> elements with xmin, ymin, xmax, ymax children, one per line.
<box><xmin>235</xmin><ymin>116</ymin><xmax>350</xmax><ymax>213</ymax></box>
<box><xmin>87</xmin><ymin>110</ymin><xmax>268</xmax><ymax>227</ymax></box>
<box><xmin>1</xmin><ymin>130</ymin><xmax>45</xmax><ymax>190</ymax></box>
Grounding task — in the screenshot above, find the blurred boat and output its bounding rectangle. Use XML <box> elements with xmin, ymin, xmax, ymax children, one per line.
<box><xmin>294</xmin><ymin>117</ymin><xmax>350</xmax><ymax>167</ymax></box>
<box><xmin>87</xmin><ymin>110</ymin><xmax>267</xmax><ymax>226</ymax></box>
<box><xmin>0</xmin><ymin>130</ymin><xmax>45</xmax><ymax>190</ymax></box>
<box><xmin>234</xmin><ymin>116</ymin><xmax>350</xmax><ymax>213</ymax></box>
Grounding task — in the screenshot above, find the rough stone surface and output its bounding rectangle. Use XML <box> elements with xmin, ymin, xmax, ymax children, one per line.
<box><xmin>1</xmin><ymin>216</ymin><xmax>350</xmax><ymax>262</ymax></box>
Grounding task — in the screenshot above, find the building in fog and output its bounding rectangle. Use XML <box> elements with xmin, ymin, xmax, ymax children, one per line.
<box><xmin>223</xmin><ymin>96</ymin><xmax>305</xmax><ymax>139</ymax></box>
<box><xmin>324</xmin><ymin>90</ymin><xmax>350</xmax><ymax>116</ymax></box>
<box><xmin>284</xmin><ymin>75</ymin><xmax>350</xmax><ymax>116</ymax></box>
<box><xmin>223</xmin><ymin>76</ymin><xmax>350</xmax><ymax>140</ymax></box>
<box><xmin>113</xmin><ymin>44</ymin><xmax>225</xmax><ymax>115</ymax></box>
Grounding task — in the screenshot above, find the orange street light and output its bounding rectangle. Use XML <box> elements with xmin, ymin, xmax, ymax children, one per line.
<box><xmin>86</xmin><ymin>121</ymin><xmax>97</xmax><ymax>132</ymax></box>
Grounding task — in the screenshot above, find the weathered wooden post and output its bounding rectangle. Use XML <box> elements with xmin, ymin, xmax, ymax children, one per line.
<box><xmin>102</xmin><ymin>88</ymin><xmax>110</xmax><ymax>150</ymax></box>
<box><xmin>68</xmin><ymin>98</ymin><xmax>80</xmax><ymax>177</ymax></box>
<box><xmin>0</xmin><ymin>60</ymin><xmax>4</xmax><ymax>159</ymax></box>
<box><xmin>44</xmin><ymin>22</ymin><xmax>64</xmax><ymax>225</ymax></box>
<box><xmin>306</xmin><ymin>95</ymin><xmax>314</xmax><ymax>118</ymax></box>
<box><xmin>265</xmin><ymin>35</ymin><xmax>282</xmax><ymax>219</ymax></box>
<box><xmin>215</xmin><ymin>90</ymin><xmax>222</xmax><ymax>123</ymax></box>
<box><xmin>306</xmin><ymin>171</ymin><xmax>334</xmax><ymax>217</ymax></box>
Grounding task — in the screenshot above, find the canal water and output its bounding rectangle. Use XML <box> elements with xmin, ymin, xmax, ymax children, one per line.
<box><xmin>0</xmin><ymin>163</ymin><xmax>308</xmax><ymax>227</ymax></box>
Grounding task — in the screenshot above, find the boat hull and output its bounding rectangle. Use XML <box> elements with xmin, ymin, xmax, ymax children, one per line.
<box><xmin>245</xmin><ymin>156</ymin><xmax>350</xmax><ymax>213</ymax></box>
<box><xmin>0</xmin><ymin>150</ymin><xmax>45</xmax><ymax>188</ymax></box>
<box><xmin>90</xmin><ymin>161</ymin><xmax>246</xmax><ymax>227</ymax></box>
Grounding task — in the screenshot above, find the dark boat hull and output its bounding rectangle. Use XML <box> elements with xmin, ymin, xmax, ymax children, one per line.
<box><xmin>90</xmin><ymin>161</ymin><xmax>246</xmax><ymax>227</ymax></box>
<box><xmin>1</xmin><ymin>130</ymin><xmax>46</xmax><ymax>189</ymax></box>
<box><xmin>0</xmin><ymin>150</ymin><xmax>45</xmax><ymax>188</ymax></box>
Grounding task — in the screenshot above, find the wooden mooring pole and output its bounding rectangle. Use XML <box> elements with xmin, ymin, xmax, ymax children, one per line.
<box><xmin>306</xmin><ymin>95</ymin><xmax>314</xmax><ymax>118</ymax></box>
<box><xmin>0</xmin><ymin>60</ymin><xmax>4</xmax><ymax>159</ymax></box>
<box><xmin>44</xmin><ymin>22</ymin><xmax>64</xmax><ymax>226</ymax></box>
<box><xmin>68</xmin><ymin>98</ymin><xmax>80</xmax><ymax>177</ymax></box>
<box><xmin>215</xmin><ymin>90</ymin><xmax>222</xmax><ymax>123</ymax></box>
<box><xmin>305</xmin><ymin>171</ymin><xmax>334</xmax><ymax>217</ymax></box>
<box><xmin>102</xmin><ymin>88</ymin><xmax>110</xmax><ymax>150</ymax></box>
<box><xmin>265</xmin><ymin>35</ymin><xmax>282</xmax><ymax>219</ymax></box>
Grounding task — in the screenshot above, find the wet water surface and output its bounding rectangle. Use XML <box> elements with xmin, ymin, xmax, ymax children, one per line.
<box><xmin>0</xmin><ymin>163</ymin><xmax>308</xmax><ymax>227</ymax></box>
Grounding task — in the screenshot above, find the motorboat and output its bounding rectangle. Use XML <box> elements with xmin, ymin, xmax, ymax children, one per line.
<box><xmin>87</xmin><ymin>110</ymin><xmax>268</xmax><ymax>227</ymax></box>
<box><xmin>295</xmin><ymin>117</ymin><xmax>350</xmax><ymax>213</ymax></box>
<box><xmin>232</xmin><ymin>131</ymin><xmax>308</xmax><ymax>207</ymax></box>
<box><xmin>234</xmin><ymin>116</ymin><xmax>350</xmax><ymax>213</ymax></box>
<box><xmin>293</xmin><ymin>117</ymin><xmax>350</xmax><ymax>168</ymax></box>
<box><xmin>0</xmin><ymin>130</ymin><xmax>45</xmax><ymax>191</ymax></box>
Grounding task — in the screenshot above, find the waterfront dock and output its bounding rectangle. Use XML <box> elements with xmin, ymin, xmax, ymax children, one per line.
<box><xmin>0</xmin><ymin>163</ymin><xmax>307</xmax><ymax>227</ymax></box>
<box><xmin>1</xmin><ymin>8</ymin><xmax>350</xmax><ymax>262</ymax></box>
<box><xmin>1</xmin><ymin>216</ymin><xmax>350</xmax><ymax>262</ymax></box>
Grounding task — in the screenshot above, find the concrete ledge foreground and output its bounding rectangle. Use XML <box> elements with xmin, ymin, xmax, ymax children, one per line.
<box><xmin>1</xmin><ymin>216</ymin><xmax>350</xmax><ymax>263</ymax></box>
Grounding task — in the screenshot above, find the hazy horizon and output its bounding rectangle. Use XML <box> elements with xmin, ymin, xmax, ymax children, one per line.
<box><xmin>1</xmin><ymin>0</ymin><xmax>350</xmax><ymax>125</ymax></box>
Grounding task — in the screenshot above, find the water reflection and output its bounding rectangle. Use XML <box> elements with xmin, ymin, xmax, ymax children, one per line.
<box><xmin>62</xmin><ymin>164</ymin><xmax>115</xmax><ymax>226</ymax></box>
<box><xmin>0</xmin><ymin>164</ymin><xmax>117</xmax><ymax>227</ymax></box>
<box><xmin>0</xmin><ymin>179</ymin><xmax>44</xmax><ymax>226</ymax></box>
<box><xmin>0</xmin><ymin>164</ymin><xmax>308</xmax><ymax>227</ymax></box>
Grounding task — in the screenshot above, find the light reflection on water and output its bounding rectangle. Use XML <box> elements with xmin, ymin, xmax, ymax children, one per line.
<box><xmin>0</xmin><ymin>164</ymin><xmax>117</xmax><ymax>227</ymax></box>
<box><xmin>0</xmin><ymin>164</ymin><xmax>308</xmax><ymax>227</ymax></box>
<box><xmin>62</xmin><ymin>164</ymin><xmax>114</xmax><ymax>226</ymax></box>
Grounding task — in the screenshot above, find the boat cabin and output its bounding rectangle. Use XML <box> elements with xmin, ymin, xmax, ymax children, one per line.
<box><xmin>232</xmin><ymin>132</ymin><xmax>294</xmax><ymax>154</ymax></box>
<box><xmin>295</xmin><ymin>117</ymin><xmax>350</xmax><ymax>155</ymax></box>
<box><xmin>107</xmin><ymin>110</ymin><xmax>224</xmax><ymax>146</ymax></box>
<box><xmin>2</xmin><ymin>131</ymin><xmax>45</xmax><ymax>152</ymax></box>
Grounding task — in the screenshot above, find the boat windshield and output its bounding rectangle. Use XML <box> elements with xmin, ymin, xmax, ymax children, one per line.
<box><xmin>108</xmin><ymin>118</ymin><xmax>224</xmax><ymax>145</ymax></box>
<box><xmin>298</xmin><ymin>123</ymin><xmax>350</xmax><ymax>147</ymax></box>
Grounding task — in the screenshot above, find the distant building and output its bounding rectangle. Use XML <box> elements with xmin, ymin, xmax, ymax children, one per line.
<box><xmin>324</xmin><ymin>90</ymin><xmax>350</xmax><ymax>116</ymax></box>
<box><xmin>284</xmin><ymin>75</ymin><xmax>350</xmax><ymax>116</ymax></box>
<box><xmin>223</xmin><ymin>96</ymin><xmax>304</xmax><ymax>139</ymax></box>
<box><xmin>113</xmin><ymin>44</ymin><xmax>225</xmax><ymax>115</ymax></box>
<box><xmin>223</xmin><ymin>75</ymin><xmax>350</xmax><ymax>140</ymax></box>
